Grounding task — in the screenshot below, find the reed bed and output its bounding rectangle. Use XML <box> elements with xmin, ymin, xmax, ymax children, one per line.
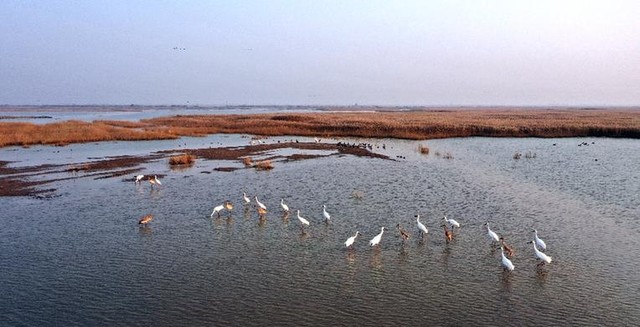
<box><xmin>254</xmin><ymin>160</ymin><xmax>274</xmax><ymax>170</ymax></box>
<box><xmin>1</xmin><ymin>108</ymin><xmax>639</xmax><ymax>147</ymax></box>
<box><xmin>169</xmin><ymin>153</ymin><xmax>195</xmax><ymax>166</ymax></box>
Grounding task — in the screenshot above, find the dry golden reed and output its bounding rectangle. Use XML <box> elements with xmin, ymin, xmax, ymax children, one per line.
<box><xmin>169</xmin><ymin>153</ymin><xmax>195</xmax><ymax>165</ymax></box>
<box><xmin>1</xmin><ymin>108</ymin><xmax>639</xmax><ymax>148</ymax></box>
<box><xmin>254</xmin><ymin>160</ymin><xmax>274</xmax><ymax>170</ymax></box>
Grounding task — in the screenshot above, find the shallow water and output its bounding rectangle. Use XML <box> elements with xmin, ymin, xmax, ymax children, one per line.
<box><xmin>1</xmin><ymin>137</ymin><xmax>638</xmax><ymax>326</ymax></box>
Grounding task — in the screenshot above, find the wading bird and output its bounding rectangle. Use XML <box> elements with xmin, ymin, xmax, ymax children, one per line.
<box><xmin>135</xmin><ymin>175</ymin><xmax>144</xmax><ymax>184</ymax></box>
<box><xmin>323</xmin><ymin>205</ymin><xmax>331</xmax><ymax>223</ymax></box>
<box><xmin>138</xmin><ymin>214</ymin><xmax>153</xmax><ymax>225</ymax></box>
<box><xmin>396</xmin><ymin>223</ymin><xmax>410</xmax><ymax>242</ymax></box>
<box><xmin>345</xmin><ymin>231</ymin><xmax>359</xmax><ymax>248</ymax></box>
<box><xmin>416</xmin><ymin>215</ymin><xmax>428</xmax><ymax>237</ymax></box>
<box><xmin>211</xmin><ymin>204</ymin><xmax>225</xmax><ymax>218</ymax></box>
<box><xmin>369</xmin><ymin>227</ymin><xmax>385</xmax><ymax>247</ymax></box>
<box><xmin>224</xmin><ymin>200</ymin><xmax>233</xmax><ymax>211</ymax></box>
<box><xmin>501</xmin><ymin>246</ymin><xmax>515</xmax><ymax>272</ymax></box>
<box><xmin>280</xmin><ymin>199</ymin><xmax>289</xmax><ymax>213</ymax></box>
<box><xmin>149</xmin><ymin>175</ymin><xmax>162</xmax><ymax>187</ymax></box>
<box><xmin>296</xmin><ymin>210</ymin><xmax>310</xmax><ymax>232</ymax></box>
<box><xmin>255</xmin><ymin>196</ymin><xmax>267</xmax><ymax>211</ymax></box>
<box><xmin>442</xmin><ymin>224</ymin><xmax>453</xmax><ymax>242</ymax></box>
<box><xmin>533</xmin><ymin>229</ymin><xmax>547</xmax><ymax>251</ymax></box>
<box><xmin>485</xmin><ymin>222</ymin><xmax>500</xmax><ymax>243</ymax></box>
<box><xmin>257</xmin><ymin>206</ymin><xmax>267</xmax><ymax>219</ymax></box>
<box><xmin>500</xmin><ymin>237</ymin><xmax>515</xmax><ymax>257</ymax></box>
<box><xmin>528</xmin><ymin>240</ymin><xmax>552</xmax><ymax>267</ymax></box>
<box><xmin>443</xmin><ymin>216</ymin><xmax>460</xmax><ymax>228</ymax></box>
<box><xmin>243</xmin><ymin>192</ymin><xmax>251</xmax><ymax>205</ymax></box>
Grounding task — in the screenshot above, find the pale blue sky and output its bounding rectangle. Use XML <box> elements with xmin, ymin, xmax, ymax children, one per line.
<box><xmin>1</xmin><ymin>1</ymin><xmax>639</xmax><ymax>106</ymax></box>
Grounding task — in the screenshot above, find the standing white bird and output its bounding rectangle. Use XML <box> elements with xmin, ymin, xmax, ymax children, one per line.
<box><xmin>149</xmin><ymin>175</ymin><xmax>161</xmax><ymax>187</ymax></box>
<box><xmin>297</xmin><ymin>210</ymin><xmax>310</xmax><ymax>232</ymax></box>
<box><xmin>280</xmin><ymin>199</ymin><xmax>289</xmax><ymax>213</ymax></box>
<box><xmin>416</xmin><ymin>215</ymin><xmax>428</xmax><ymax>237</ymax></box>
<box><xmin>243</xmin><ymin>192</ymin><xmax>251</xmax><ymax>205</ymax></box>
<box><xmin>485</xmin><ymin>222</ymin><xmax>500</xmax><ymax>243</ymax></box>
<box><xmin>369</xmin><ymin>227</ymin><xmax>385</xmax><ymax>247</ymax></box>
<box><xmin>533</xmin><ymin>229</ymin><xmax>547</xmax><ymax>251</ymax></box>
<box><xmin>528</xmin><ymin>240</ymin><xmax>552</xmax><ymax>266</ymax></box>
<box><xmin>210</xmin><ymin>204</ymin><xmax>225</xmax><ymax>217</ymax></box>
<box><xmin>322</xmin><ymin>205</ymin><xmax>331</xmax><ymax>223</ymax></box>
<box><xmin>255</xmin><ymin>196</ymin><xmax>267</xmax><ymax>211</ymax></box>
<box><xmin>443</xmin><ymin>216</ymin><xmax>461</xmax><ymax>228</ymax></box>
<box><xmin>345</xmin><ymin>231</ymin><xmax>359</xmax><ymax>248</ymax></box>
<box><xmin>500</xmin><ymin>247</ymin><xmax>515</xmax><ymax>272</ymax></box>
<box><xmin>135</xmin><ymin>174</ymin><xmax>144</xmax><ymax>183</ymax></box>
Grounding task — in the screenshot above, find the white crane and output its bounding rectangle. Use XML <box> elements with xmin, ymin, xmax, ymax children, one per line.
<box><xmin>243</xmin><ymin>192</ymin><xmax>251</xmax><ymax>205</ymax></box>
<box><xmin>485</xmin><ymin>222</ymin><xmax>500</xmax><ymax>243</ymax></box>
<box><xmin>443</xmin><ymin>216</ymin><xmax>460</xmax><ymax>228</ymax></box>
<box><xmin>369</xmin><ymin>227</ymin><xmax>385</xmax><ymax>247</ymax></box>
<box><xmin>210</xmin><ymin>204</ymin><xmax>224</xmax><ymax>217</ymax></box>
<box><xmin>416</xmin><ymin>215</ymin><xmax>428</xmax><ymax>237</ymax></box>
<box><xmin>322</xmin><ymin>205</ymin><xmax>331</xmax><ymax>223</ymax></box>
<box><xmin>135</xmin><ymin>174</ymin><xmax>144</xmax><ymax>183</ymax></box>
<box><xmin>280</xmin><ymin>199</ymin><xmax>289</xmax><ymax>213</ymax></box>
<box><xmin>297</xmin><ymin>210</ymin><xmax>310</xmax><ymax>232</ymax></box>
<box><xmin>149</xmin><ymin>175</ymin><xmax>161</xmax><ymax>187</ymax></box>
<box><xmin>345</xmin><ymin>231</ymin><xmax>359</xmax><ymax>248</ymax></box>
<box><xmin>500</xmin><ymin>247</ymin><xmax>515</xmax><ymax>272</ymax></box>
<box><xmin>533</xmin><ymin>229</ymin><xmax>547</xmax><ymax>251</ymax></box>
<box><xmin>528</xmin><ymin>240</ymin><xmax>552</xmax><ymax>266</ymax></box>
<box><xmin>255</xmin><ymin>196</ymin><xmax>267</xmax><ymax>211</ymax></box>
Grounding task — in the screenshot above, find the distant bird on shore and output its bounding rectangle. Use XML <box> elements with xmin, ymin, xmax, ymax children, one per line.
<box><xmin>138</xmin><ymin>214</ymin><xmax>153</xmax><ymax>225</ymax></box>
<box><xmin>444</xmin><ymin>216</ymin><xmax>460</xmax><ymax>229</ymax></box>
<box><xmin>345</xmin><ymin>231</ymin><xmax>359</xmax><ymax>248</ymax></box>
<box><xmin>416</xmin><ymin>215</ymin><xmax>428</xmax><ymax>237</ymax></box>
<box><xmin>322</xmin><ymin>205</ymin><xmax>331</xmax><ymax>223</ymax></box>
<box><xmin>369</xmin><ymin>227</ymin><xmax>385</xmax><ymax>247</ymax></box>
<box><xmin>135</xmin><ymin>174</ymin><xmax>144</xmax><ymax>183</ymax></box>
<box><xmin>528</xmin><ymin>240</ymin><xmax>552</xmax><ymax>267</ymax></box>
<box><xmin>485</xmin><ymin>222</ymin><xmax>500</xmax><ymax>243</ymax></box>
<box><xmin>533</xmin><ymin>229</ymin><xmax>547</xmax><ymax>251</ymax></box>
<box><xmin>243</xmin><ymin>192</ymin><xmax>251</xmax><ymax>205</ymax></box>
<box><xmin>500</xmin><ymin>247</ymin><xmax>515</xmax><ymax>272</ymax></box>
<box><xmin>280</xmin><ymin>199</ymin><xmax>289</xmax><ymax>213</ymax></box>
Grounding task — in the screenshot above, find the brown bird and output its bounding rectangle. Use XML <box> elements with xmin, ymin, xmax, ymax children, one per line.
<box><xmin>138</xmin><ymin>214</ymin><xmax>153</xmax><ymax>225</ymax></box>
<box><xmin>148</xmin><ymin>175</ymin><xmax>162</xmax><ymax>187</ymax></box>
<box><xmin>257</xmin><ymin>206</ymin><xmax>267</xmax><ymax>219</ymax></box>
<box><xmin>442</xmin><ymin>224</ymin><xmax>453</xmax><ymax>242</ymax></box>
<box><xmin>396</xmin><ymin>223</ymin><xmax>410</xmax><ymax>242</ymax></box>
<box><xmin>500</xmin><ymin>237</ymin><xmax>515</xmax><ymax>257</ymax></box>
<box><xmin>224</xmin><ymin>200</ymin><xmax>233</xmax><ymax>211</ymax></box>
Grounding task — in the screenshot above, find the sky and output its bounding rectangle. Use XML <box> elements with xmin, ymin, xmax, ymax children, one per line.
<box><xmin>1</xmin><ymin>0</ymin><xmax>639</xmax><ymax>106</ymax></box>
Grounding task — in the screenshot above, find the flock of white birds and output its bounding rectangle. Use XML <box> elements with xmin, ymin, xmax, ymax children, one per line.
<box><xmin>135</xmin><ymin>175</ymin><xmax>553</xmax><ymax>273</ymax></box>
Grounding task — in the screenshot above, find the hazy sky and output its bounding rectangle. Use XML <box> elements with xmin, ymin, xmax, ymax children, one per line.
<box><xmin>1</xmin><ymin>1</ymin><xmax>639</xmax><ymax>106</ymax></box>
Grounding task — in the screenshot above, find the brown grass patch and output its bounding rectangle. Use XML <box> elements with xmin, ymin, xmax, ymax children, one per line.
<box><xmin>254</xmin><ymin>160</ymin><xmax>274</xmax><ymax>170</ymax></box>
<box><xmin>418</xmin><ymin>144</ymin><xmax>430</xmax><ymax>155</ymax></box>
<box><xmin>169</xmin><ymin>153</ymin><xmax>195</xmax><ymax>166</ymax></box>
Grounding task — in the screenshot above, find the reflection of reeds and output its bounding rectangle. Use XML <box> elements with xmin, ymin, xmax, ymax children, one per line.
<box><xmin>254</xmin><ymin>160</ymin><xmax>273</xmax><ymax>170</ymax></box>
<box><xmin>352</xmin><ymin>190</ymin><xmax>364</xmax><ymax>199</ymax></box>
<box><xmin>418</xmin><ymin>144</ymin><xmax>430</xmax><ymax>155</ymax></box>
<box><xmin>442</xmin><ymin>152</ymin><xmax>454</xmax><ymax>160</ymax></box>
<box><xmin>525</xmin><ymin>151</ymin><xmax>537</xmax><ymax>159</ymax></box>
<box><xmin>1</xmin><ymin>109</ymin><xmax>639</xmax><ymax>147</ymax></box>
<box><xmin>169</xmin><ymin>153</ymin><xmax>195</xmax><ymax>165</ymax></box>
<box><xmin>513</xmin><ymin>152</ymin><xmax>522</xmax><ymax>160</ymax></box>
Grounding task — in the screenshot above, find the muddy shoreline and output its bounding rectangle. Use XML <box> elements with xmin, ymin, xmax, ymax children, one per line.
<box><xmin>0</xmin><ymin>142</ymin><xmax>389</xmax><ymax>197</ymax></box>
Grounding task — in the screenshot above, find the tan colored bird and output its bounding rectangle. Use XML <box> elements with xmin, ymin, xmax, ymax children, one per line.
<box><xmin>138</xmin><ymin>214</ymin><xmax>153</xmax><ymax>225</ymax></box>
<box><xmin>442</xmin><ymin>224</ymin><xmax>453</xmax><ymax>242</ymax></box>
<box><xmin>500</xmin><ymin>237</ymin><xmax>515</xmax><ymax>257</ymax></box>
<box><xmin>224</xmin><ymin>200</ymin><xmax>233</xmax><ymax>211</ymax></box>
<box><xmin>396</xmin><ymin>223</ymin><xmax>410</xmax><ymax>242</ymax></box>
